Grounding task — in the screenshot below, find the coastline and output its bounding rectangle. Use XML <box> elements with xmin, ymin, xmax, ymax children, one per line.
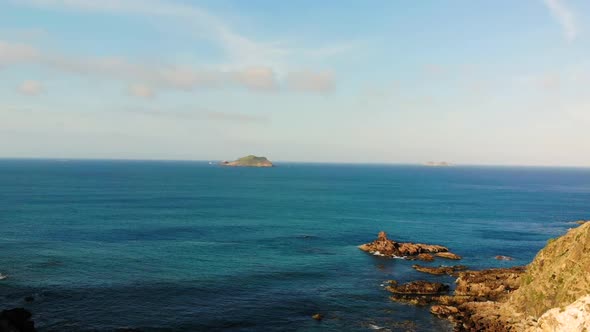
<box><xmin>360</xmin><ymin>221</ymin><xmax>590</xmax><ymax>331</ymax></box>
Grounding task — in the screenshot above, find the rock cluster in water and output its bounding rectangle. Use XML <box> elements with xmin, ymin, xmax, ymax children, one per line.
<box><xmin>358</xmin><ymin>231</ymin><xmax>459</xmax><ymax>261</ymax></box>
<box><xmin>365</xmin><ymin>221</ymin><xmax>590</xmax><ymax>331</ymax></box>
<box><xmin>412</xmin><ymin>264</ymin><xmax>467</xmax><ymax>276</ymax></box>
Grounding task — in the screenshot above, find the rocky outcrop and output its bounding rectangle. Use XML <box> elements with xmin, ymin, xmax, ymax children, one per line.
<box><xmin>531</xmin><ymin>295</ymin><xmax>590</xmax><ymax>332</ymax></box>
<box><xmin>387</xmin><ymin>281</ymin><xmax>451</xmax><ymax>306</ymax></box>
<box><xmin>434</xmin><ymin>252</ymin><xmax>462</xmax><ymax>260</ymax></box>
<box><xmin>412</xmin><ymin>265</ymin><xmax>467</xmax><ymax>276</ymax></box>
<box><xmin>386</xmin><ymin>281</ymin><xmax>449</xmax><ymax>295</ymax></box>
<box><xmin>454</xmin><ymin>266</ymin><xmax>524</xmax><ymax>300</ymax></box>
<box><xmin>0</xmin><ymin>308</ymin><xmax>37</xmax><ymax>332</ymax></box>
<box><xmin>359</xmin><ymin>231</ymin><xmax>451</xmax><ymax>258</ymax></box>
<box><xmin>414</xmin><ymin>253</ymin><xmax>434</xmax><ymax>261</ymax></box>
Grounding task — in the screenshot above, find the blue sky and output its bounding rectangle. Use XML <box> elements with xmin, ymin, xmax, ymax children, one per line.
<box><xmin>1</xmin><ymin>0</ymin><xmax>590</xmax><ymax>165</ymax></box>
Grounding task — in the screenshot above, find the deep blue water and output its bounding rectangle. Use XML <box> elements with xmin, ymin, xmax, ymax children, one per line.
<box><xmin>1</xmin><ymin>160</ymin><xmax>590</xmax><ymax>331</ymax></box>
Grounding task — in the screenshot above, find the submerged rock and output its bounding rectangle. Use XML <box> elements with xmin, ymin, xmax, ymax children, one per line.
<box><xmin>495</xmin><ymin>255</ymin><xmax>514</xmax><ymax>261</ymax></box>
<box><xmin>386</xmin><ymin>280</ymin><xmax>449</xmax><ymax>295</ymax></box>
<box><xmin>0</xmin><ymin>308</ymin><xmax>36</xmax><ymax>332</ymax></box>
<box><xmin>412</xmin><ymin>264</ymin><xmax>467</xmax><ymax>276</ymax></box>
<box><xmin>311</xmin><ymin>313</ymin><xmax>323</xmax><ymax>321</ymax></box>
<box><xmin>387</xmin><ymin>281</ymin><xmax>450</xmax><ymax>306</ymax></box>
<box><xmin>359</xmin><ymin>231</ymin><xmax>450</xmax><ymax>258</ymax></box>
<box><xmin>415</xmin><ymin>253</ymin><xmax>435</xmax><ymax>262</ymax></box>
<box><xmin>434</xmin><ymin>252</ymin><xmax>462</xmax><ymax>260</ymax></box>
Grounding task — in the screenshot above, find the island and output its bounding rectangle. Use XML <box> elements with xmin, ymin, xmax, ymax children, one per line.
<box><xmin>424</xmin><ymin>161</ymin><xmax>451</xmax><ymax>167</ymax></box>
<box><xmin>220</xmin><ymin>155</ymin><xmax>273</xmax><ymax>167</ymax></box>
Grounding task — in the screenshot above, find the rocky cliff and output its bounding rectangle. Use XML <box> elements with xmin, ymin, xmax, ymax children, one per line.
<box><xmin>364</xmin><ymin>222</ymin><xmax>590</xmax><ymax>331</ymax></box>
<box><xmin>447</xmin><ymin>222</ymin><xmax>590</xmax><ymax>331</ymax></box>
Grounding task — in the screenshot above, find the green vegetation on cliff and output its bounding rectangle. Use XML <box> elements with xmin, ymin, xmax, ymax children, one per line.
<box><xmin>507</xmin><ymin>221</ymin><xmax>590</xmax><ymax>318</ymax></box>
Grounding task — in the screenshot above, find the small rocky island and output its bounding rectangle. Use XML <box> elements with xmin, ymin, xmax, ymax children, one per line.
<box><xmin>220</xmin><ymin>155</ymin><xmax>273</xmax><ymax>167</ymax></box>
<box><xmin>358</xmin><ymin>231</ymin><xmax>460</xmax><ymax>261</ymax></box>
<box><xmin>424</xmin><ymin>161</ymin><xmax>451</xmax><ymax>167</ymax></box>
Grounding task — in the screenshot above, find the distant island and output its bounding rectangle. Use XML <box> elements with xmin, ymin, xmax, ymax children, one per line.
<box><xmin>220</xmin><ymin>155</ymin><xmax>273</xmax><ymax>167</ymax></box>
<box><xmin>424</xmin><ymin>161</ymin><xmax>451</xmax><ymax>167</ymax></box>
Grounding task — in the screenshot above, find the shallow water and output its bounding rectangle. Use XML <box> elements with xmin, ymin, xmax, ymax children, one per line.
<box><xmin>1</xmin><ymin>160</ymin><xmax>589</xmax><ymax>331</ymax></box>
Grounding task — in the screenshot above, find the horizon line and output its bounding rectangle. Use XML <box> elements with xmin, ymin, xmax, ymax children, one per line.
<box><xmin>0</xmin><ymin>156</ymin><xmax>589</xmax><ymax>169</ymax></box>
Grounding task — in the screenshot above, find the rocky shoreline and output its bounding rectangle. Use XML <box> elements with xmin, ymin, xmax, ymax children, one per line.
<box><xmin>360</xmin><ymin>222</ymin><xmax>590</xmax><ymax>331</ymax></box>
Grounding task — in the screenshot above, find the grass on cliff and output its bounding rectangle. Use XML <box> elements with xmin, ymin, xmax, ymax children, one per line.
<box><xmin>235</xmin><ymin>155</ymin><xmax>269</xmax><ymax>164</ymax></box>
<box><xmin>507</xmin><ymin>222</ymin><xmax>590</xmax><ymax>318</ymax></box>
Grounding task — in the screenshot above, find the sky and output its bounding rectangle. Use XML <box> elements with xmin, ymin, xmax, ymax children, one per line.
<box><xmin>1</xmin><ymin>0</ymin><xmax>590</xmax><ymax>166</ymax></box>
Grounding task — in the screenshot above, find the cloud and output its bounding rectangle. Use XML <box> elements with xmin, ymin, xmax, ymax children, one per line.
<box><xmin>128</xmin><ymin>83</ymin><xmax>156</xmax><ymax>99</ymax></box>
<box><xmin>124</xmin><ymin>106</ymin><xmax>269</xmax><ymax>124</ymax></box>
<box><xmin>4</xmin><ymin>1</ymin><xmax>343</xmax><ymax>95</ymax></box>
<box><xmin>13</xmin><ymin>0</ymin><xmax>289</xmax><ymax>68</ymax></box>
<box><xmin>1</xmin><ymin>39</ymin><xmax>333</xmax><ymax>94</ymax></box>
<box><xmin>232</xmin><ymin>67</ymin><xmax>278</xmax><ymax>91</ymax></box>
<box><xmin>0</xmin><ymin>40</ymin><xmax>40</xmax><ymax>64</ymax></box>
<box><xmin>285</xmin><ymin>70</ymin><xmax>335</xmax><ymax>93</ymax></box>
<box><xmin>544</xmin><ymin>0</ymin><xmax>577</xmax><ymax>42</ymax></box>
<box><xmin>203</xmin><ymin>110</ymin><xmax>269</xmax><ymax>124</ymax></box>
<box><xmin>18</xmin><ymin>80</ymin><xmax>44</xmax><ymax>96</ymax></box>
<box><xmin>0</xmin><ymin>28</ymin><xmax>48</xmax><ymax>41</ymax></box>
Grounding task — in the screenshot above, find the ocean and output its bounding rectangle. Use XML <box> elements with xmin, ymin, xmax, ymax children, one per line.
<box><xmin>1</xmin><ymin>160</ymin><xmax>589</xmax><ymax>331</ymax></box>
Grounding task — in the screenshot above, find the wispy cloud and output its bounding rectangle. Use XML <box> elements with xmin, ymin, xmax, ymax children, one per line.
<box><xmin>13</xmin><ymin>0</ymin><xmax>289</xmax><ymax>68</ymax></box>
<box><xmin>124</xmin><ymin>106</ymin><xmax>269</xmax><ymax>124</ymax></box>
<box><xmin>128</xmin><ymin>83</ymin><xmax>156</xmax><ymax>99</ymax></box>
<box><xmin>285</xmin><ymin>70</ymin><xmax>335</xmax><ymax>94</ymax></box>
<box><xmin>544</xmin><ymin>0</ymin><xmax>577</xmax><ymax>42</ymax></box>
<box><xmin>17</xmin><ymin>80</ymin><xmax>44</xmax><ymax>96</ymax></box>
<box><xmin>0</xmin><ymin>39</ymin><xmax>333</xmax><ymax>94</ymax></box>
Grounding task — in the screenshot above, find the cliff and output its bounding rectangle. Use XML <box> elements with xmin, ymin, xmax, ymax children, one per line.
<box><xmin>220</xmin><ymin>155</ymin><xmax>273</xmax><ymax>167</ymax></box>
<box><xmin>508</xmin><ymin>222</ymin><xmax>590</xmax><ymax>331</ymax></box>
<box><xmin>443</xmin><ymin>222</ymin><xmax>590</xmax><ymax>331</ymax></box>
<box><xmin>366</xmin><ymin>222</ymin><xmax>590</xmax><ymax>331</ymax></box>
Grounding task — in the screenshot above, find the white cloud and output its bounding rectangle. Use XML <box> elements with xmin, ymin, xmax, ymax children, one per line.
<box><xmin>544</xmin><ymin>0</ymin><xmax>577</xmax><ymax>42</ymax></box>
<box><xmin>0</xmin><ymin>40</ymin><xmax>40</xmax><ymax>64</ymax></box>
<box><xmin>232</xmin><ymin>67</ymin><xmax>278</xmax><ymax>91</ymax></box>
<box><xmin>286</xmin><ymin>70</ymin><xmax>335</xmax><ymax>93</ymax></box>
<box><xmin>128</xmin><ymin>83</ymin><xmax>156</xmax><ymax>99</ymax></box>
<box><xmin>18</xmin><ymin>80</ymin><xmax>44</xmax><ymax>96</ymax></box>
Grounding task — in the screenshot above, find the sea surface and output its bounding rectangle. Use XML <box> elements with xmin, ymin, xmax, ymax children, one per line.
<box><xmin>1</xmin><ymin>160</ymin><xmax>590</xmax><ymax>331</ymax></box>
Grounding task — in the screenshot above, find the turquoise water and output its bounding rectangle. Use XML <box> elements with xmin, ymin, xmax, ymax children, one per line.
<box><xmin>1</xmin><ymin>160</ymin><xmax>589</xmax><ymax>331</ymax></box>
